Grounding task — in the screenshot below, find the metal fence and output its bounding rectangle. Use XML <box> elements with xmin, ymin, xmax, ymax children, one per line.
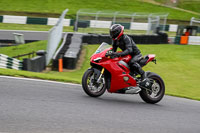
<box><xmin>12</xmin><ymin>51</ymin><xmax>35</xmax><ymax>59</ymax></box>
<box><xmin>46</xmin><ymin>8</ymin><xmax>69</xmax><ymax>65</ymax></box>
<box><xmin>74</xmin><ymin>9</ymin><xmax>168</xmax><ymax>35</ymax></box>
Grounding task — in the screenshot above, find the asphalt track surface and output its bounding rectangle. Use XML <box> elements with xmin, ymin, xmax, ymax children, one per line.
<box><xmin>0</xmin><ymin>30</ymin><xmax>49</xmax><ymax>41</ymax></box>
<box><xmin>0</xmin><ymin>30</ymin><xmax>66</xmax><ymax>41</ymax></box>
<box><xmin>0</xmin><ymin>76</ymin><xmax>200</xmax><ymax>133</ymax></box>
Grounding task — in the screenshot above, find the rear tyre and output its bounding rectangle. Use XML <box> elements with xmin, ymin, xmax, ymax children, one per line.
<box><xmin>82</xmin><ymin>69</ymin><xmax>106</xmax><ymax>97</ymax></box>
<box><xmin>139</xmin><ymin>72</ymin><xmax>165</xmax><ymax>104</ymax></box>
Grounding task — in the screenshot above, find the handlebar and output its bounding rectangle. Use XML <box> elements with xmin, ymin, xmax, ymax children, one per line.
<box><xmin>105</xmin><ymin>50</ymin><xmax>119</xmax><ymax>59</ymax></box>
<box><xmin>105</xmin><ymin>50</ymin><xmax>113</xmax><ymax>57</ymax></box>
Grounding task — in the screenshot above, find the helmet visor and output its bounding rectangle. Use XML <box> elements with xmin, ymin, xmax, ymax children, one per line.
<box><xmin>110</xmin><ymin>30</ymin><xmax>119</xmax><ymax>39</ymax></box>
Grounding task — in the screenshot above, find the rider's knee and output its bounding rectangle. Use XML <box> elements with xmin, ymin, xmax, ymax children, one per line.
<box><xmin>132</xmin><ymin>62</ymin><xmax>140</xmax><ymax>68</ymax></box>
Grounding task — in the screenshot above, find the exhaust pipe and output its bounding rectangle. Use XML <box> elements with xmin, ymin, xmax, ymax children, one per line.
<box><xmin>125</xmin><ymin>86</ymin><xmax>141</xmax><ymax>94</ymax></box>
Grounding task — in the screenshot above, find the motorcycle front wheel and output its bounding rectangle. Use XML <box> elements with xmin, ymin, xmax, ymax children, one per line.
<box><xmin>82</xmin><ymin>69</ymin><xmax>106</xmax><ymax>97</ymax></box>
<box><xmin>139</xmin><ymin>72</ymin><xmax>165</xmax><ymax>104</ymax></box>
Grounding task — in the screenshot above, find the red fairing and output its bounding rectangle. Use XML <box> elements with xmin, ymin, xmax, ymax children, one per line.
<box><xmin>121</xmin><ymin>55</ymin><xmax>132</xmax><ymax>63</ymax></box>
<box><xmin>146</xmin><ymin>54</ymin><xmax>155</xmax><ymax>64</ymax></box>
<box><xmin>91</xmin><ymin>49</ymin><xmax>136</xmax><ymax>93</ymax></box>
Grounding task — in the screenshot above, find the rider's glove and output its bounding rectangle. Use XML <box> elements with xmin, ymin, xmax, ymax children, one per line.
<box><xmin>112</xmin><ymin>52</ymin><xmax>121</xmax><ymax>57</ymax></box>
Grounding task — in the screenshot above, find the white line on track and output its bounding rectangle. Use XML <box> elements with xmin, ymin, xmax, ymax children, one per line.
<box><xmin>0</xmin><ymin>75</ymin><xmax>81</xmax><ymax>86</ymax></box>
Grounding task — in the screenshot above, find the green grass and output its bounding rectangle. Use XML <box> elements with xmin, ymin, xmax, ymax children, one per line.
<box><xmin>0</xmin><ymin>68</ymin><xmax>81</xmax><ymax>84</ymax></box>
<box><xmin>0</xmin><ymin>0</ymin><xmax>198</xmax><ymax>20</ymax></box>
<box><xmin>0</xmin><ymin>23</ymin><xmax>74</xmax><ymax>32</ymax></box>
<box><xmin>140</xmin><ymin>44</ymin><xmax>200</xmax><ymax>100</ymax></box>
<box><xmin>0</xmin><ymin>23</ymin><xmax>53</xmax><ymax>31</ymax></box>
<box><xmin>0</xmin><ymin>40</ymin><xmax>47</xmax><ymax>59</ymax></box>
<box><xmin>155</xmin><ymin>0</ymin><xmax>200</xmax><ymax>13</ymax></box>
<box><xmin>1</xmin><ymin>43</ymin><xmax>200</xmax><ymax>101</ymax></box>
<box><xmin>178</xmin><ymin>1</ymin><xmax>200</xmax><ymax>13</ymax></box>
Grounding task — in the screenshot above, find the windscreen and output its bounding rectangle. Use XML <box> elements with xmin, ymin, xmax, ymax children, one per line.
<box><xmin>94</xmin><ymin>42</ymin><xmax>111</xmax><ymax>55</ymax></box>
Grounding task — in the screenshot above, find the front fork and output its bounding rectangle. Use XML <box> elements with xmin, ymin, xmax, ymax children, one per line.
<box><xmin>96</xmin><ymin>56</ymin><xmax>109</xmax><ymax>83</ymax></box>
<box><xmin>97</xmin><ymin>68</ymin><xmax>105</xmax><ymax>83</ymax></box>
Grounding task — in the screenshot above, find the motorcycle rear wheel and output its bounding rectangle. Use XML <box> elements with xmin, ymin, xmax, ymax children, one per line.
<box><xmin>82</xmin><ymin>69</ymin><xmax>106</xmax><ymax>97</ymax></box>
<box><xmin>139</xmin><ymin>72</ymin><xmax>165</xmax><ymax>104</ymax></box>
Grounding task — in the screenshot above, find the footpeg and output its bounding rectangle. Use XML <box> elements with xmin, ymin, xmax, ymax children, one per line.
<box><xmin>125</xmin><ymin>86</ymin><xmax>141</xmax><ymax>94</ymax></box>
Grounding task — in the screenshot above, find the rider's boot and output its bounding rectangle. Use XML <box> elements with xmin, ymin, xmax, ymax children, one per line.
<box><xmin>137</xmin><ymin>67</ymin><xmax>151</xmax><ymax>88</ymax></box>
<box><xmin>131</xmin><ymin>62</ymin><xmax>150</xmax><ymax>89</ymax></box>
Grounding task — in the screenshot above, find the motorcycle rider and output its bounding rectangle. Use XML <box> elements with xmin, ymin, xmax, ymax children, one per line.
<box><xmin>109</xmin><ymin>24</ymin><xmax>146</xmax><ymax>82</ymax></box>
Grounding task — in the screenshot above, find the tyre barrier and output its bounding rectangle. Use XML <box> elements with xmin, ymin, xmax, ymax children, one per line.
<box><xmin>22</xmin><ymin>50</ymin><xmax>46</xmax><ymax>72</ymax></box>
<box><xmin>63</xmin><ymin>48</ymin><xmax>81</xmax><ymax>69</ymax></box>
<box><xmin>0</xmin><ymin>54</ymin><xmax>23</xmax><ymax>70</ymax></box>
<box><xmin>82</xmin><ymin>34</ymin><xmax>112</xmax><ymax>44</ymax></box>
<box><xmin>82</xmin><ymin>34</ymin><xmax>168</xmax><ymax>44</ymax></box>
<box><xmin>52</xmin><ymin>33</ymin><xmax>73</xmax><ymax>69</ymax></box>
<box><xmin>63</xmin><ymin>34</ymin><xmax>83</xmax><ymax>69</ymax></box>
<box><xmin>131</xmin><ymin>34</ymin><xmax>168</xmax><ymax>44</ymax></box>
<box><xmin>52</xmin><ymin>33</ymin><xmax>83</xmax><ymax>70</ymax></box>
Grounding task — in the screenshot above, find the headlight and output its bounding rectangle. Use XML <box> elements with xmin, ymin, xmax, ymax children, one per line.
<box><xmin>93</xmin><ymin>57</ymin><xmax>102</xmax><ymax>62</ymax></box>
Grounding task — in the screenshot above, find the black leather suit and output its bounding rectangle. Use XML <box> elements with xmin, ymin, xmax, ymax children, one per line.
<box><xmin>112</xmin><ymin>34</ymin><xmax>145</xmax><ymax>76</ymax></box>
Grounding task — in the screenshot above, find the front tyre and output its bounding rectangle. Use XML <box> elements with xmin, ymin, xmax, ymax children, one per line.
<box><xmin>139</xmin><ymin>72</ymin><xmax>165</xmax><ymax>104</ymax></box>
<box><xmin>82</xmin><ymin>69</ymin><xmax>106</xmax><ymax>97</ymax></box>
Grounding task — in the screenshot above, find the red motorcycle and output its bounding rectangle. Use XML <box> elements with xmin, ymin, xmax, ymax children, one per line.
<box><xmin>82</xmin><ymin>42</ymin><xmax>165</xmax><ymax>104</ymax></box>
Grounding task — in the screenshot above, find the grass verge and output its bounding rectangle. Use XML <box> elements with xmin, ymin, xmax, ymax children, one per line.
<box><xmin>0</xmin><ymin>23</ymin><xmax>74</xmax><ymax>32</ymax></box>
<box><xmin>0</xmin><ymin>68</ymin><xmax>80</xmax><ymax>84</ymax></box>
<box><xmin>155</xmin><ymin>0</ymin><xmax>200</xmax><ymax>14</ymax></box>
<box><xmin>0</xmin><ymin>40</ymin><xmax>47</xmax><ymax>59</ymax></box>
<box><xmin>140</xmin><ymin>44</ymin><xmax>200</xmax><ymax>101</ymax></box>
